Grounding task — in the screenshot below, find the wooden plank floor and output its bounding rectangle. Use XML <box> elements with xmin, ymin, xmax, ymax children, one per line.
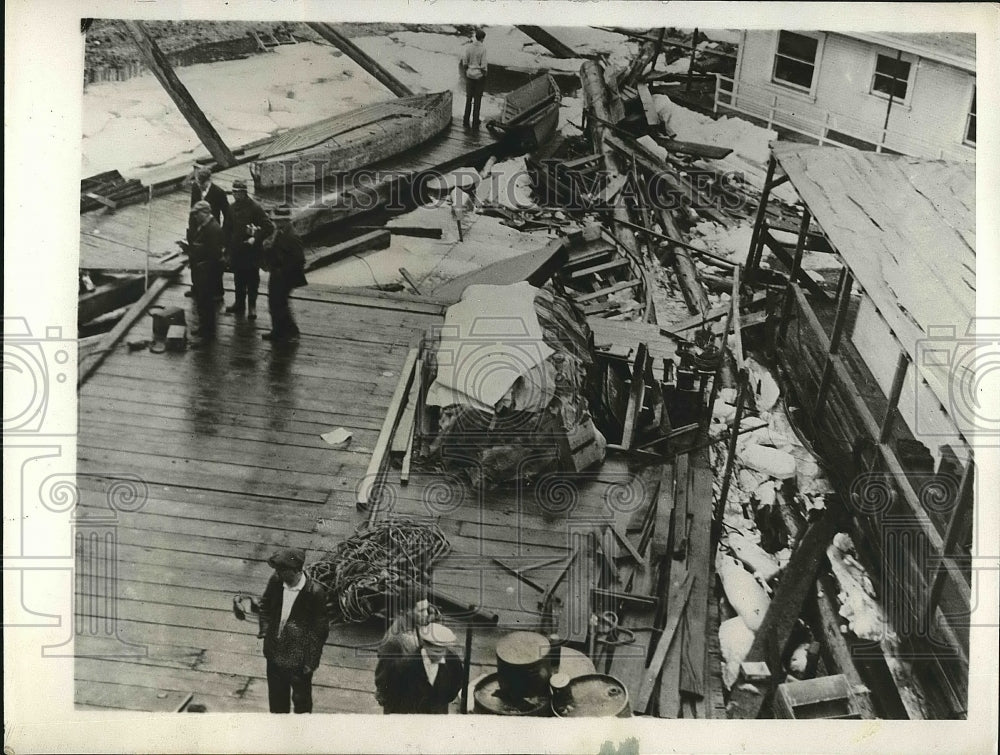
<box><xmin>75</xmin><ymin>277</ymin><xmax>449</xmax><ymax>713</ymax></box>
<box><xmin>80</xmin><ymin>118</ymin><xmax>500</xmax><ymax>272</ymax></box>
<box><xmin>75</xmin><ymin>269</ymin><xmax>676</xmax><ymax>712</ymax></box>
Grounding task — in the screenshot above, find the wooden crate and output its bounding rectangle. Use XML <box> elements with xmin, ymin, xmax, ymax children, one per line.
<box><xmin>774</xmin><ymin>675</ymin><xmax>862</xmax><ymax>719</ymax></box>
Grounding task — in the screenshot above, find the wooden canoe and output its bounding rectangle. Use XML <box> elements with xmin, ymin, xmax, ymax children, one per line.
<box><xmin>250</xmin><ymin>90</ymin><xmax>453</xmax><ymax>188</ymax></box>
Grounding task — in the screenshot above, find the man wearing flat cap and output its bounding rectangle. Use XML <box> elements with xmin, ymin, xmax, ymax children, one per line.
<box><xmin>190</xmin><ymin>166</ymin><xmax>231</xmax><ymax>302</ymax></box>
<box><xmin>374</xmin><ymin>621</ymin><xmax>465</xmax><ymax>714</ymax></box>
<box><xmin>257</xmin><ymin>548</ymin><xmax>329</xmax><ymax>713</ymax></box>
<box><xmin>185</xmin><ymin>201</ymin><xmax>225</xmax><ymax>347</ymax></box>
<box><xmin>225</xmin><ymin>179</ymin><xmax>273</xmax><ymax>320</ymax></box>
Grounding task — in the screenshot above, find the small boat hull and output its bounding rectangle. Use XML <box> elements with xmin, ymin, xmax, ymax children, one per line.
<box><xmin>250</xmin><ymin>91</ymin><xmax>453</xmax><ymax>188</ymax></box>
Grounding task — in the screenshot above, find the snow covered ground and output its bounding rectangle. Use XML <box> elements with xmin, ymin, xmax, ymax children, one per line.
<box><xmin>81</xmin><ymin>26</ymin><xmax>626</xmax><ymax>177</ymax></box>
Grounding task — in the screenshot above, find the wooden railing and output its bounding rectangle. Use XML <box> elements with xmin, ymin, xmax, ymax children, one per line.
<box><xmin>712</xmin><ymin>73</ymin><xmax>975</xmax><ymax>163</ymax></box>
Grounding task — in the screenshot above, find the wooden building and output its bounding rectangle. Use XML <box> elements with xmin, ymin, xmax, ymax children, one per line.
<box><xmin>747</xmin><ymin>143</ymin><xmax>975</xmax><ymax>718</ymax></box>
<box><xmin>715</xmin><ymin>32</ymin><xmax>976</xmax><ymax>162</ymax></box>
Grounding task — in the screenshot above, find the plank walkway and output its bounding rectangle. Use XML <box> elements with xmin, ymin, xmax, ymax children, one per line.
<box><xmin>74</xmin><ymin>270</ymin><xmax>668</xmax><ymax>713</ymax></box>
<box><xmin>80</xmin><ymin>118</ymin><xmax>499</xmax><ymax>272</ymax></box>
<box><xmin>75</xmin><ymin>277</ymin><xmax>450</xmax><ymax>712</ymax></box>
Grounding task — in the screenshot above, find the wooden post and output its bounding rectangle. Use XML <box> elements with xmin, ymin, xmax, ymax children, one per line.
<box><xmin>121</xmin><ymin>21</ymin><xmax>236</xmax><ymax>168</ymax></box>
<box><xmin>745</xmin><ymin>156</ymin><xmax>776</xmax><ymax>283</ymax></box>
<box><xmin>649</xmin><ymin>28</ymin><xmax>666</xmax><ymax>72</ymax></box>
<box><xmin>714</xmin><ymin>369</ymin><xmax>748</xmax><ymax>523</ymax></box>
<box><xmin>814</xmin><ymin>267</ymin><xmax>853</xmax><ymax>422</ymax></box>
<box><xmin>306</xmin><ymin>22</ymin><xmax>414</xmax><ymax>98</ymax></box>
<box><xmin>461</xmin><ymin>621</ymin><xmax>474</xmax><ymax>713</ymax></box>
<box><xmin>777</xmin><ymin>208</ymin><xmax>811</xmax><ymax>342</ymax></box>
<box><xmin>926</xmin><ymin>459</ymin><xmax>974</xmax><ymax>620</ymax></box>
<box><xmin>686</xmin><ymin>29</ymin><xmax>699</xmax><ymax>92</ymax></box>
<box><xmin>878</xmin><ymin>351</ymin><xmax>910</xmax><ymax>443</ymax></box>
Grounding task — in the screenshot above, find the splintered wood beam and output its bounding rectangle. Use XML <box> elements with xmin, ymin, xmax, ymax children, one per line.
<box><xmin>306</xmin><ymin>22</ymin><xmax>414</xmax><ymax>98</ymax></box>
<box><xmin>121</xmin><ymin>21</ymin><xmax>236</xmax><ymax>168</ymax></box>
<box><xmin>359</xmin><ymin>347</ymin><xmax>419</xmax><ymax>514</ymax></box>
<box><xmin>515</xmin><ymin>26</ymin><xmax>579</xmax><ymax>59</ymax></box>
<box><xmin>635</xmin><ymin>572</ymin><xmax>694</xmax><ymax>713</ymax></box>
<box><xmin>620</xmin><ymin>342</ymin><xmax>649</xmax><ymax>449</ymax></box>
<box><xmin>726</xmin><ymin>510</ymin><xmax>841</xmax><ymax>719</ymax></box>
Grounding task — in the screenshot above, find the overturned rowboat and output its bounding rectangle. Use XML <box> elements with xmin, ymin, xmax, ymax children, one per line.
<box><xmin>250</xmin><ymin>90</ymin><xmax>453</xmax><ymax>189</ymax></box>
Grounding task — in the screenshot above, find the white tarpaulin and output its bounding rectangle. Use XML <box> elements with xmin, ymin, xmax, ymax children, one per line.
<box><xmin>425</xmin><ymin>282</ymin><xmax>554</xmax><ymax>411</ymax></box>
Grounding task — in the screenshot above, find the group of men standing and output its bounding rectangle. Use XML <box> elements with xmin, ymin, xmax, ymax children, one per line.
<box><xmin>256</xmin><ymin>549</ymin><xmax>464</xmax><ymax>715</ymax></box>
<box><xmin>181</xmin><ymin>167</ymin><xmax>306</xmax><ymax>348</ymax></box>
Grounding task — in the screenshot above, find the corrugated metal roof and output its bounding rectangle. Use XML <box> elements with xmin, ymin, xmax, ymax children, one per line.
<box><xmin>772</xmin><ymin>143</ymin><xmax>975</xmax><ymax>418</ymax></box>
<box><xmin>843</xmin><ymin>32</ymin><xmax>976</xmax><ymax>71</ymax></box>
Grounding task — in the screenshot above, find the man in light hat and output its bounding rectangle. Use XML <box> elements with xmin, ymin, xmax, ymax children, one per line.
<box><xmin>185</xmin><ymin>201</ymin><xmax>224</xmax><ymax>347</ymax></box>
<box><xmin>190</xmin><ymin>166</ymin><xmax>231</xmax><ymax>302</ymax></box>
<box><xmin>225</xmin><ymin>179</ymin><xmax>273</xmax><ymax>319</ymax></box>
<box><xmin>374</xmin><ymin>621</ymin><xmax>465</xmax><ymax>714</ymax></box>
<box><xmin>260</xmin><ymin>206</ymin><xmax>307</xmax><ymax>343</ymax></box>
<box><xmin>257</xmin><ymin>547</ymin><xmax>329</xmax><ymax>713</ymax></box>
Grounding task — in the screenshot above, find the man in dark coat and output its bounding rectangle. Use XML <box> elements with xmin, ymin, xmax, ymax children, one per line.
<box><xmin>225</xmin><ymin>179</ymin><xmax>273</xmax><ymax>319</ymax></box>
<box><xmin>190</xmin><ymin>166</ymin><xmax>231</xmax><ymax>302</ymax></box>
<box><xmin>257</xmin><ymin>547</ymin><xmax>329</xmax><ymax>714</ymax></box>
<box><xmin>184</xmin><ymin>201</ymin><xmax>225</xmax><ymax>348</ymax></box>
<box><xmin>261</xmin><ymin>206</ymin><xmax>307</xmax><ymax>343</ymax></box>
<box><xmin>374</xmin><ymin>622</ymin><xmax>465</xmax><ymax>714</ymax></box>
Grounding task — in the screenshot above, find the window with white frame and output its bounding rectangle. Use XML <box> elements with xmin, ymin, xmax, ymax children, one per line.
<box><xmin>870</xmin><ymin>51</ymin><xmax>914</xmax><ymax>101</ymax></box>
<box><xmin>772</xmin><ymin>31</ymin><xmax>821</xmax><ymax>91</ymax></box>
<box><xmin>965</xmin><ymin>88</ymin><xmax>976</xmax><ymax>145</ymax></box>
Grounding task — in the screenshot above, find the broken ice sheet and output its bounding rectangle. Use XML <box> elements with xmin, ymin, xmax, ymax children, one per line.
<box><xmin>321</xmin><ymin>428</ymin><xmax>352</xmax><ymax>448</ymax></box>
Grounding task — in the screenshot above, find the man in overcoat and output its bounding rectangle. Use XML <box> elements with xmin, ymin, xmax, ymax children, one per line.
<box><xmin>185</xmin><ymin>201</ymin><xmax>224</xmax><ymax>347</ymax></box>
<box><xmin>374</xmin><ymin>622</ymin><xmax>465</xmax><ymax>714</ymax></box>
<box><xmin>257</xmin><ymin>547</ymin><xmax>329</xmax><ymax>713</ymax></box>
<box><xmin>225</xmin><ymin>179</ymin><xmax>273</xmax><ymax>319</ymax></box>
<box><xmin>190</xmin><ymin>166</ymin><xmax>231</xmax><ymax>301</ymax></box>
<box><xmin>260</xmin><ymin>206</ymin><xmax>307</xmax><ymax>342</ymax></box>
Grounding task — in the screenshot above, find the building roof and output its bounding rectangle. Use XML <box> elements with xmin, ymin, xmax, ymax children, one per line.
<box><xmin>843</xmin><ymin>32</ymin><xmax>976</xmax><ymax>72</ymax></box>
<box><xmin>771</xmin><ymin>143</ymin><xmax>975</xmax><ymax>422</ymax></box>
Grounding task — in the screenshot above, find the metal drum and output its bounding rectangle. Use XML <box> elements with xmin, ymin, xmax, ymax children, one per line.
<box><xmin>473</xmin><ymin>673</ymin><xmax>549</xmax><ymax>716</ymax></box>
<box><xmin>495</xmin><ymin>631</ymin><xmax>553</xmax><ymax>700</ymax></box>
<box><xmin>550</xmin><ymin>674</ymin><xmax>632</xmax><ymax>718</ymax></box>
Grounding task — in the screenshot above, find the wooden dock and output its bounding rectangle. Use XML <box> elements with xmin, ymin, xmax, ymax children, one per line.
<box><xmin>74</xmin><ymin>277</ymin><xmax>448</xmax><ymax>712</ymax></box>
<box><xmin>73</xmin><ymin>270</ymin><xmax>673</xmax><ymax>712</ymax></box>
<box><xmin>80</xmin><ymin>118</ymin><xmax>500</xmax><ymax>272</ymax></box>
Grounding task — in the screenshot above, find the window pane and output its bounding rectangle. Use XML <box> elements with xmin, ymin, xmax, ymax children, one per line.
<box><xmin>970</xmin><ymin>90</ymin><xmax>976</xmax><ymax>116</ymax></box>
<box><xmin>875</xmin><ymin>53</ymin><xmax>911</xmax><ymax>81</ymax></box>
<box><xmin>966</xmin><ymin>114</ymin><xmax>976</xmax><ymax>144</ymax></box>
<box><xmin>774</xmin><ymin>57</ymin><xmax>815</xmax><ymax>88</ymax></box>
<box><xmin>872</xmin><ymin>73</ymin><xmax>908</xmax><ymax>99</ymax></box>
<box><xmin>777</xmin><ymin>31</ymin><xmax>818</xmax><ymax>62</ymax></box>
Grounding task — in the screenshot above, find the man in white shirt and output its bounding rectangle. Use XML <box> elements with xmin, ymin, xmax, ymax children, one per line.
<box><xmin>257</xmin><ymin>548</ymin><xmax>329</xmax><ymax>713</ymax></box>
<box><xmin>459</xmin><ymin>28</ymin><xmax>489</xmax><ymax>130</ymax></box>
<box><xmin>374</xmin><ymin>622</ymin><xmax>465</xmax><ymax>713</ymax></box>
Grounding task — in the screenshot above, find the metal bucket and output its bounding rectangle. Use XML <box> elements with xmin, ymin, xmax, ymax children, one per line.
<box><xmin>150</xmin><ymin>305</ymin><xmax>186</xmax><ymax>340</ymax></box>
<box><xmin>495</xmin><ymin>631</ymin><xmax>553</xmax><ymax>700</ymax></box>
<box><xmin>473</xmin><ymin>673</ymin><xmax>549</xmax><ymax>716</ymax></box>
<box><xmin>550</xmin><ymin>674</ymin><xmax>632</xmax><ymax>718</ymax></box>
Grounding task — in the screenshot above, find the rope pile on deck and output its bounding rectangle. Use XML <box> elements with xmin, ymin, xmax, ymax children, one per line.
<box><xmin>306</xmin><ymin>517</ymin><xmax>450</xmax><ymax>622</ymax></box>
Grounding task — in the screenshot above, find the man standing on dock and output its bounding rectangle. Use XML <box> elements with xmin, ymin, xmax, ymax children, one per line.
<box><xmin>225</xmin><ymin>179</ymin><xmax>273</xmax><ymax>320</ymax></box>
<box><xmin>185</xmin><ymin>201</ymin><xmax>224</xmax><ymax>348</ymax></box>
<box><xmin>257</xmin><ymin>548</ymin><xmax>329</xmax><ymax>714</ymax></box>
<box><xmin>459</xmin><ymin>28</ymin><xmax>488</xmax><ymax>130</ymax></box>
<box><xmin>261</xmin><ymin>207</ymin><xmax>307</xmax><ymax>343</ymax></box>
<box><xmin>374</xmin><ymin>622</ymin><xmax>464</xmax><ymax>714</ymax></box>
<box><xmin>190</xmin><ymin>166</ymin><xmax>231</xmax><ymax>303</ymax></box>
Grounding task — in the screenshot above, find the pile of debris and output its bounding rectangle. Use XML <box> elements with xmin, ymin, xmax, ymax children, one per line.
<box><xmin>421</xmin><ymin>281</ymin><xmax>606</xmax><ymax>488</ymax></box>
